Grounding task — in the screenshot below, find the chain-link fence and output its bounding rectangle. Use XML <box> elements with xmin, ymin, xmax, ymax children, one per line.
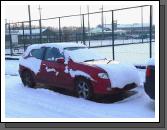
<box><xmin>5</xmin><ymin>5</ymin><xmax>155</xmax><ymax>64</ymax></box>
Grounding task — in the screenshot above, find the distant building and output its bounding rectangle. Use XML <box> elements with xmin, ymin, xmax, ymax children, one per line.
<box><xmin>5</xmin><ymin>28</ymin><xmax>47</xmax><ymax>47</ymax></box>
<box><xmin>86</xmin><ymin>23</ymin><xmax>155</xmax><ymax>40</ymax></box>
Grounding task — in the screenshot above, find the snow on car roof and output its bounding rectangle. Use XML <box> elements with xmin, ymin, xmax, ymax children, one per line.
<box><xmin>28</xmin><ymin>42</ymin><xmax>86</xmax><ymax>49</ymax></box>
<box><xmin>24</xmin><ymin>42</ymin><xmax>86</xmax><ymax>57</ymax></box>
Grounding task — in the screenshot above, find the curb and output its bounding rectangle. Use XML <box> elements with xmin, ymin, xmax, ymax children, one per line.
<box><xmin>5</xmin><ymin>57</ymin><xmax>19</xmax><ymax>60</ymax></box>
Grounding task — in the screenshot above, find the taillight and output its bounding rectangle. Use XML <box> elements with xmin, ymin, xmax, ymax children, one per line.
<box><xmin>146</xmin><ymin>67</ymin><xmax>151</xmax><ymax>77</ymax></box>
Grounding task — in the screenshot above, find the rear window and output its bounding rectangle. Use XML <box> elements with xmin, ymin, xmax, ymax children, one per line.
<box><xmin>29</xmin><ymin>48</ymin><xmax>45</xmax><ymax>59</ymax></box>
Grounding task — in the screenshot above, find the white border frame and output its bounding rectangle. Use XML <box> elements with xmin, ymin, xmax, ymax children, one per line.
<box><xmin>1</xmin><ymin>1</ymin><xmax>159</xmax><ymax>122</ymax></box>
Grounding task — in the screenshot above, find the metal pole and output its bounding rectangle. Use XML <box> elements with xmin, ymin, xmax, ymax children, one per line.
<box><xmin>82</xmin><ymin>14</ymin><xmax>85</xmax><ymax>45</ymax></box>
<box><xmin>28</xmin><ymin>5</ymin><xmax>32</xmax><ymax>44</ymax></box>
<box><xmin>87</xmin><ymin>5</ymin><xmax>90</xmax><ymax>48</ymax></box>
<box><xmin>22</xmin><ymin>22</ymin><xmax>25</xmax><ymax>51</ymax></box>
<box><xmin>101</xmin><ymin>5</ymin><xmax>104</xmax><ymax>46</ymax></box>
<box><xmin>80</xmin><ymin>6</ymin><xmax>83</xmax><ymax>43</ymax></box>
<box><xmin>80</xmin><ymin>6</ymin><xmax>82</xmax><ymax>27</ymax></box>
<box><xmin>8</xmin><ymin>24</ymin><xmax>13</xmax><ymax>56</ymax></box>
<box><xmin>141</xmin><ymin>7</ymin><xmax>143</xmax><ymax>43</ymax></box>
<box><xmin>38</xmin><ymin>5</ymin><xmax>42</xmax><ymax>44</ymax></box>
<box><xmin>112</xmin><ymin>10</ymin><xmax>115</xmax><ymax>60</ymax></box>
<box><xmin>149</xmin><ymin>5</ymin><xmax>152</xmax><ymax>58</ymax></box>
<box><xmin>39</xmin><ymin>20</ymin><xmax>42</xmax><ymax>44</ymax></box>
<box><xmin>59</xmin><ymin>17</ymin><xmax>61</xmax><ymax>42</ymax></box>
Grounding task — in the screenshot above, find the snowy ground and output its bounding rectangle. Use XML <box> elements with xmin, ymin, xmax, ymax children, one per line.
<box><xmin>5</xmin><ymin>60</ymin><xmax>155</xmax><ymax>118</ymax></box>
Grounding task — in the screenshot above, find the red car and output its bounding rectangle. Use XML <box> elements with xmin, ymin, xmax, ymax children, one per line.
<box><xmin>19</xmin><ymin>43</ymin><xmax>141</xmax><ymax>99</ymax></box>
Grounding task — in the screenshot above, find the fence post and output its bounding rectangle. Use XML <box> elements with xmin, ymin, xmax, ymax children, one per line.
<box><xmin>82</xmin><ymin>14</ymin><xmax>86</xmax><ymax>45</ymax></box>
<box><xmin>22</xmin><ymin>22</ymin><xmax>25</xmax><ymax>51</ymax></box>
<box><xmin>87</xmin><ymin>5</ymin><xmax>90</xmax><ymax>47</ymax></box>
<box><xmin>149</xmin><ymin>5</ymin><xmax>152</xmax><ymax>58</ymax></box>
<box><xmin>141</xmin><ymin>7</ymin><xmax>144</xmax><ymax>43</ymax></box>
<box><xmin>28</xmin><ymin>5</ymin><xmax>32</xmax><ymax>45</ymax></box>
<box><xmin>8</xmin><ymin>23</ymin><xmax>13</xmax><ymax>56</ymax></box>
<box><xmin>112</xmin><ymin>10</ymin><xmax>115</xmax><ymax>60</ymax></box>
<box><xmin>101</xmin><ymin>5</ymin><xmax>104</xmax><ymax>46</ymax></box>
<box><xmin>39</xmin><ymin>19</ymin><xmax>42</xmax><ymax>44</ymax></box>
<box><xmin>59</xmin><ymin>17</ymin><xmax>62</xmax><ymax>42</ymax></box>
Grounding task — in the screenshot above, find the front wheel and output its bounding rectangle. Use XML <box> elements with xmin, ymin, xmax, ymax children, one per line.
<box><xmin>75</xmin><ymin>79</ymin><xmax>93</xmax><ymax>100</ymax></box>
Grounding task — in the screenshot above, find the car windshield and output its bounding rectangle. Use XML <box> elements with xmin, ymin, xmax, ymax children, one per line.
<box><xmin>64</xmin><ymin>48</ymin><xmax>106</xmax><ymax>63</ymax></box>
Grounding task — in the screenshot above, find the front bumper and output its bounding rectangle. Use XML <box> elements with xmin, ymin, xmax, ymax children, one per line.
<box><xmin>107</xmin><ymin>83</ymin><xmax>137</xmax><ymax>95</ymax></box>
<box><xmin>93</xmin><ymin>79</ymin><xmax>137</xmax><ymax>95</ymax></box>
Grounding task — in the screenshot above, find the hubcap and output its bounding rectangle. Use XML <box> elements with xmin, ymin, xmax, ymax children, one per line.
<box><xmin>77</xmin><ymin>81</ymin><xmax>89</xmax><ymax>99</ymax></box>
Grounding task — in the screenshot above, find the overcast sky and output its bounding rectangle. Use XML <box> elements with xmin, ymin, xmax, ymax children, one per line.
<box><xmin>4</xmin><ymin>1</ymin><xmax>158</xmax><ymax>28</ymax></box>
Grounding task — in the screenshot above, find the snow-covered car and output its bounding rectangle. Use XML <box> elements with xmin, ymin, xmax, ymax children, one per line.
<box><xmin>19</xmin><ymin>43</ymin><xmax>141</xmax><ymax>99</ymax></box>
<box><xmin>144</xmin><ymin>58</ymin><xmax>155</xmax><ymax>100</ymax></box>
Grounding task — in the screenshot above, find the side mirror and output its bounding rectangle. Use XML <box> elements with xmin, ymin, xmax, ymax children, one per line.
<box><xmin>56</xmin><ymin>57</ymin><xmax>65</xmax><ymax>64</ymax></box>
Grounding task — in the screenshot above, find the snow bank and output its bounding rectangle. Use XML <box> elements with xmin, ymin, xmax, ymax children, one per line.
<box><xmin>5</xmin><ymin>75</ymin><xmax>154</xmax><ymax>118</ymax></box>
<box><xmin>97</xmin><ymin>62</ymin><xmax>141</xmax><ymax>88</ymax></box>
<box><xmin>147</xmin><ymin>58</ymin><xmax>155</xmax><ymax>66</ymax></box>
<box><xmin>5</xmin><ymin>60</ymin><xmax>19</xmax><ymax>76</ymax></box>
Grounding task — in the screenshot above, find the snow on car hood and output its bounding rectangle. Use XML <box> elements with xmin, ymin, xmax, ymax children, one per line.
<box><xmin>85</xmin><ymin>60</ymin><xmax>141</xmax><ymax>88</ymax></box>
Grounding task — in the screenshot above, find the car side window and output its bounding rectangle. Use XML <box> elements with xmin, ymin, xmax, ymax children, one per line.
<box><xmin>29</xmin><ymin>48</ymin><xmax>45</xmax><ymax>59</ymax></box>
<box><xmin>44</xmin><ymin>47</ymin><xmax>63</xmax><ymax>61</ymax></box>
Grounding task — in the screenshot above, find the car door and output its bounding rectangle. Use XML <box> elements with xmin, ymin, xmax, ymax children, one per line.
<box><xmin>27</xmin><ymin>47</ymin><xmax>46</xmax><ymax>83</ymax></box>
<box><xmin>40</xmin><ymin>47</ymin><xmax>72</xmax><ymax>89</ymax></box>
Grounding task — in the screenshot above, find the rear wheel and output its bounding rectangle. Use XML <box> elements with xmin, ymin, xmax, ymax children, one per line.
<box><xmin>21</xmin><ymin>71</ymin><xmax>36</xmax><ymax>88</ymax></box>
<box><xmin>75</xmin><ymin>78</ymin><xmax>93</xmax><ymax>100</ymax></box>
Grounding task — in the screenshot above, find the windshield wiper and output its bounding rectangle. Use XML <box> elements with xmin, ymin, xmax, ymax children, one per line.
<box><xmin>84</xmin><ymin>59</ymin><xmax>95</xmax><ymax>62</ymax></box>
<box><xmin>107</xmin><ymin>59</ymin><xmax>112</xmax><ymax>64</ymax></box>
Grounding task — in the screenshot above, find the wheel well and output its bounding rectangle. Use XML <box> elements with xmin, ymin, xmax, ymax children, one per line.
<box><xmin>20</xmin><ymin>68</ymin><xmax>35</xmax><ymax>78</ymax></box>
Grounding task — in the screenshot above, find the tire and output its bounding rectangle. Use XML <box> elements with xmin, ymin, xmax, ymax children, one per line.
<box><xmin>21</xmin><ymin>71</ymin><xmax>36</xmax><ymax>88</ymax></box>
<box><xmin>75</xmin><ymin>78</ymin><xmax>93</xmax><ymax>100</ymax></box>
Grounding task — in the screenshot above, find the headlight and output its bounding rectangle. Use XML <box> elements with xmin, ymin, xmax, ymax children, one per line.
<box><xmin>98</xmin><ymin>73</ymin><xmax>109</xmax><ymax>79</ymax></box>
